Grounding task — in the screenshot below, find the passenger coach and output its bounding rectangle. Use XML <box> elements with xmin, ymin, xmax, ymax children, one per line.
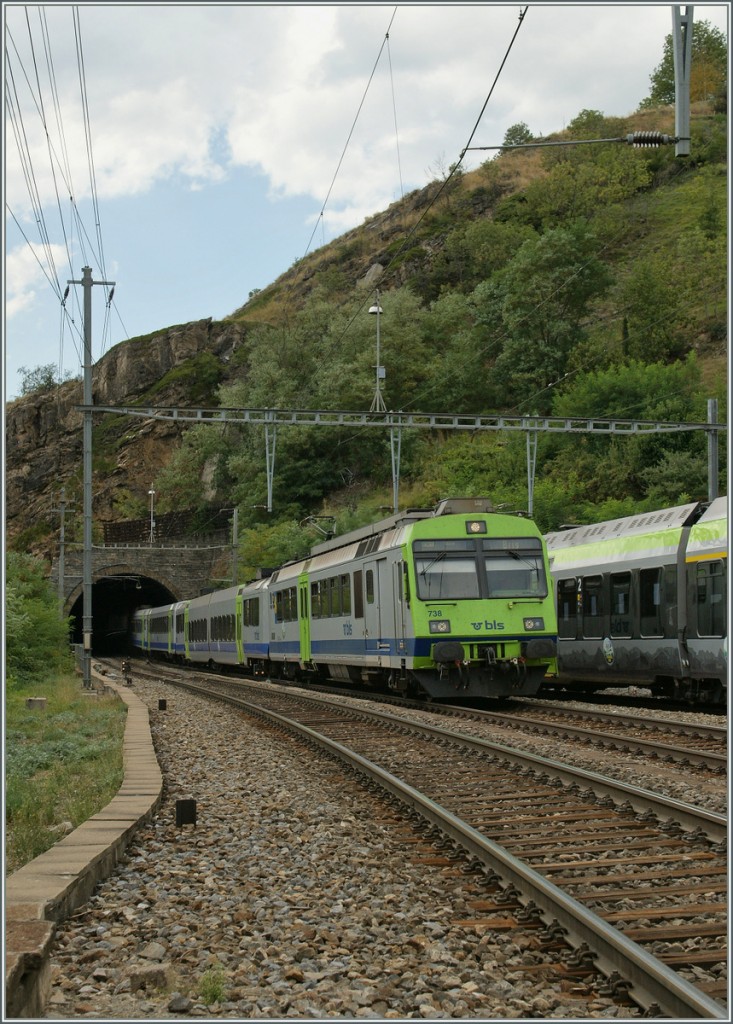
<box><xmin>545</xmin><ymin>497</ymin><xmax>728</xmax><ymax>705</ymax></box>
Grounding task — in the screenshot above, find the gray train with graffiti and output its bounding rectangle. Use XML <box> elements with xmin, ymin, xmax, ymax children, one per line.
<box><xmin>544</xmin><ymin>497</ymin><xmax>727</xmax><ymax>705</ymax></box>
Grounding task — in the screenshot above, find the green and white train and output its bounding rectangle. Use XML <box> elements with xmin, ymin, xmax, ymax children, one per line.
<box><xmin>132</xmin><ymin>498</ymin><xmax>558</xmax><ymax>700</ymax></box>
<box><xmin>545</xmin><ymin>497</ymin><xmax>728</xmax><ymax>705</ymax></box>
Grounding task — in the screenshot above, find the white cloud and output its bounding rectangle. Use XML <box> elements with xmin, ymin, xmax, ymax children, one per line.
<box><xmin>5</xmin><ymin>242</ymin><xmax>68</xmax><ymax>318</ymax></box>
<box><xmin>5</xmin><ymin>4</ymin><xmax>728</xmax><ymax>220</ymax></box>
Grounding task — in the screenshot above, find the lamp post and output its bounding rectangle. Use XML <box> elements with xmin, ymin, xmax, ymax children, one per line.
<box><xmin>368</xmin><ymin>291</ymin><xmax>386</xmax><ymax>413</ymax></box>
<box><xmin>148</xmin><ymin>487</ymin><xmax>156</xmax><ymax>544</ymax></box>
<box><xmin>367</xmin><ymin>292</ymin><xmax>401</xmax><ymax>513</ymax></box>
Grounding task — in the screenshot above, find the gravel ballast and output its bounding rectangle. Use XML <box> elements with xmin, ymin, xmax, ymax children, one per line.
<box><xmin>43</xmin><ymin>678</ymin><xmax>643</xmax><ymax>1019</ymax></box>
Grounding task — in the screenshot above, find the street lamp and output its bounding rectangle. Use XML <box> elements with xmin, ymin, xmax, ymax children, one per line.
<box><xmin>148</xmin><ymin>487</ymin><xmax>156</xmax><ymax>544</ymax></box>
<box><xmin>368</xmin><ymin>290</ymin><xmax>386</xmax><ymax>413</ymax></box>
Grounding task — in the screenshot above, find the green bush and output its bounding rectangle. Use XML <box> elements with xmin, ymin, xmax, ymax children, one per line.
<box><xmin>6</xmin><ymin>552</ymin><xmax>73</xmax><ymax>689</ymax></box>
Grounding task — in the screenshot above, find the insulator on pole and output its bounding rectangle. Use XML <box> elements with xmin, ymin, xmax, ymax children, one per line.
<box><xmin>626</xmin><ymin>131</ymin><xmax>674</xmax><ymax>148</ymax></box>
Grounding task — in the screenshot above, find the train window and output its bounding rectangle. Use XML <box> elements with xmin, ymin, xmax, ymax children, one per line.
<box><xmin>354</xmin><ymin>571</ymin><xmax>364</xmax><ymax>619</ymax></box>
<box><xmin>366</xmin><ymin>570</ymin><xmax>375</xmax><ymax>605</ymax></box>
<box><xmin>484</xmin><ymin>547</ymin><xmax>547</xmax><ymax>599</ymax></box>
<box><xmin>416</xmin><ymin>553</ymin><xmax>480</xmax><ymax>600</ymax></box>
<box><xmin>328</xmin><ymin>577</ymin><xmax>339</xmax><ymax>617</ymax></box>
<box><xmin>664</xmin><ymin>565</ymin><xmax>678</xmax><ymax>636</ymax></box>
<box><xmin>639</xmin><ymin>568</ymin><xmax>664</xmax><ymax>637</ymax></box>
<box><xmin>311</xmin><ymin>581</ymin><xmax>321</xmax><ymax>619</ymax></box>
<box><xmin>557</xmin><ymin>578</ymin><xmax>578</xmax><ymax>638</ymax></box>
<box><xmin>340</xmin><ymin>574</ymin><xmax>351</xmax><ymax>616</ymax></box>
<box><xmin>243</xmin><ymin>597</ymin><xmax>259</xmax><ymax>628</ymax></box>
<box><xmin>582</xmin><ymin>576</ymin><xmax>603</xmax><ymax>638</ymax></box>
<box><xmin>696</xmin><ymin>560</ymin><xmax>726</xmax><ymax>638</ymax></box>
<box><xmin>610</xmin><ymin>573</ymin><xmax>631</xmax><ymax>638</ymax></box>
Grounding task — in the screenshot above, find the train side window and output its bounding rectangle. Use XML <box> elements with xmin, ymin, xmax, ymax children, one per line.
<box><xmin>329</xmin><ymin>576</ymin><xmax>340</xmax><ymax>617</ymax></box>
<box><xmin>354</xmin><ymin>571</ymin><xmax>364</xmax><ymax>619</ymax></box>
<box><xmin>582</xmin><ymin>576</ymin><xmax>603</xmax><ymax>638</ymax></box>
<box><xmin>341</xmin><ymin>574</ymin><xmax>351</xmax><ymax>616</ymax></box>
<box><xmin>311</xmin><ymin>581</ymin><xmax>321</xmax><ymax>619</ymax></box>
<box><xmin>609</xmin><ymin>573</ymin><xmax>631</xmax><ymax>638</ymax></box>
<box><xmin>366</xmin><ymin>569</ymin><xmax>375</xmax><ymax>605</ymax></box>
<box><xmin>663</xmin><ymin>565</ymin><xmax>678</xmax><ymax>636</ymax></box>
<box><xmin>697</xmin><ymin>560</ymin><xmax>726</xmax><ymax>638</ymax></box>
<box><xmin>557</xmin><ymin>578</ymin><xmax>578</xmax><ymax>639</ymax></box>
<box><xmin>639</xmin><ymin>568</ymin><xmax>664</xmax><ymax>637</ymax></box>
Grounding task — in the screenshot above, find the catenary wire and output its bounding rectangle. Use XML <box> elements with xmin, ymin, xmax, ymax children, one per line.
<box><xmin>296</xmin><ymin>5</ymin><xmax>530</xmax><ymax>405</ymax></box>
<box><xmin>299</xmin><ymin>7</ymin><xmax>399</xmax><ymax>264</ymax></box>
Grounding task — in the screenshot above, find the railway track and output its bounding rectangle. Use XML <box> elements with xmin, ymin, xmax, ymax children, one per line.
<box><xmin>125</xmin><ymin>663</ymin><xmax>726</xmax><ymax>1019</ymax></box>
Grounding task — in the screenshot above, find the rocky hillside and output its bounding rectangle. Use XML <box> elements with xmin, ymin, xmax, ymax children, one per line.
<box><xmin>6</xmin><ymin>318</ymin><xmax>247</xmax><ymax>561</ymax></box>
<box><xmin>6</xmin><ymin>172</ymin><xmax>450</xmax><ymax>564</ymax></box>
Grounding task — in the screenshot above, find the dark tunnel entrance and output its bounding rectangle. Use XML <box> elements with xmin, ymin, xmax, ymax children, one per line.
<box><xmin>68</xmin><ymin>575</ymin><xmax>177</xmax><ymax>655</ymax></box>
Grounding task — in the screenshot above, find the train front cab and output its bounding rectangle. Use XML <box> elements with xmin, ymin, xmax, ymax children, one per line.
<box><xmin>404</xmin><ymin>509</ymin><xmax>558</xmax><ymax>699</ymax></box>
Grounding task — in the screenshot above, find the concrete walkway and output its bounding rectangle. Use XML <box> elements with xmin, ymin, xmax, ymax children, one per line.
<box><xmin>5</xmin><ymin>671</ymin><xmax>163</xmax><ymax>1018</ymax></box>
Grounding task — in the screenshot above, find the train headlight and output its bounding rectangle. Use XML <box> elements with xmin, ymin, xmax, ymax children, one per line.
<box><xmin>429</xmin><ymin>619</ymin><xmax>452</xmax><ymax>634</ymax></box>
<box><xmin>523</xmin><ymin>617</ymin><xmax>544</xmax><ymax>630</ymax></box>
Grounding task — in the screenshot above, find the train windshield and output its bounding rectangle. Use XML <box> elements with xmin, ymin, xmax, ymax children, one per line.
<box><xmin>413</xmin><ymin>537</ymin><xmax>547</xmax><ymax>601</ymax></box>
<box><xmin>414</xmin><ymin>551</ymin><xmax>481</xmax><ymax>599</ymax></box>
<box><xmin>483</xmin><ymin>538</ymin><xmax>548</xmax><ymax>598</ymax></box>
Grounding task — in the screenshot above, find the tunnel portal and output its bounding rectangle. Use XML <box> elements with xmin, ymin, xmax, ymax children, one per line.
<box><xmin>68</xmin><ymin>574</ymin><xmax>177</xmax><ymax>656</ymax></box>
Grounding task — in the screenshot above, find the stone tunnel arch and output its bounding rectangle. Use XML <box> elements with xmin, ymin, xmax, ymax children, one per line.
<box><xmin>66</xmin><ymin>568</ymin><xmax>179</xmax><ymax>656</ymax></box>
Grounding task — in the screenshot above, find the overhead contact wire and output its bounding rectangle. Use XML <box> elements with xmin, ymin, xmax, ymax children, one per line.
<box><xmin>300</xmin><ymin>7</ymin><xmax>398</xmax><ymax>263</ymax></box>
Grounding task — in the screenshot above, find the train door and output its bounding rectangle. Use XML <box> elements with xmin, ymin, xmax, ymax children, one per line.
<box><xmin>393</xmin><ymin>559</ymin><xmax>407</xmax><ymax>653</ymax></box>
<box><xmin>298</xmin><ymin>572</ymin><xmax>311</xmax><ymax>666</ymax></box>
<box><xmin>364</xmin><ymin>559</ymin><xmax>388</xmax><ymax>656</ymax></box>
<box><xmin>235</xmin><ymin>590</ymin><xmax>244</xmax><ymax>665</ymax></box>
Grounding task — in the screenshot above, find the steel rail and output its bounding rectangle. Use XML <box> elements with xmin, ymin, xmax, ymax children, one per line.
<box><xmin>455</xmin><ymin>710</ymin><xmax>728</xmax><ymax>770</ymax></box>
<box><xmin>517</xmin><ymin>699</ymin><xmax>728</xmax><ymax>740</ymax></box>
<box><xmin>252</xmin><ymin>685</ymin><xmax>728</xmax><ymax>842</ymax></box>
<box><xmin>170</xmin><ymin>676</ymin><xmax>726</xmax><ymax>1019</ymax></box>
<box><xmin>80</xmin><ymin>404</ymin><xmax>726</xmax><ymax>435</ymax></box>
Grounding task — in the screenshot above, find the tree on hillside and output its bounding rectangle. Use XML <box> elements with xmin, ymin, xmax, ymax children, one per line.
<box><xmin>471</xmin><ymin>223</ymin><xmax>612</xmax><ymax>409</ymax></box>
<box><xmin>641</xmin><ymin>19</ymin><xmax>727</xmax><ymax>107</ymax></box>
<box><xmin>17</xmin><ymin>363</ymin><xmax>78</xmax><ymax>396</ymax></box>
<box><xmin>501</xmin><ymin>122</ymin><xmax>534</xmax><ymax>152</ymax></box>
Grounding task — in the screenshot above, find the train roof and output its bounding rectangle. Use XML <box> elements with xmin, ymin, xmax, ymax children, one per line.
<box><xmin>308</xmin><ymin>498</ymin><xmax>496</xmax><ymax>558</ymax></box>
<box><xmin>686</xmin><ymin>496</ymin><xmax>728</xmax><ymax>561</ymax></box>
<box><xmin>545</xmin><ymin>501</ymin><xmax>702</xmax><ymax>553</ymax></box>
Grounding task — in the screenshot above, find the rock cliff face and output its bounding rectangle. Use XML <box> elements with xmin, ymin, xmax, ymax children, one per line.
<box><xmin>6</xmin><ymin>318</ymin><xmax>247</xmax><ymax>563</ymax></box>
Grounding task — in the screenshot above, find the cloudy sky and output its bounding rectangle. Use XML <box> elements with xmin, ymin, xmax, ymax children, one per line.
<box><xmin>4</xmin><ymin>2</ymin><xmax>729</xmax><ymax>400</ymax></box>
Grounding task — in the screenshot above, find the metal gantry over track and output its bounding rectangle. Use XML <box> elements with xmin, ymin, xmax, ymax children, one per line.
<box><xmin>85</xmin><ymin>402</ymin><xmax>725</xmax><ymax>516</ymax></box>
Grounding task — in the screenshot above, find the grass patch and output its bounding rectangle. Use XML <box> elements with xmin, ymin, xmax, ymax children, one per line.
<box><xmin>199</xmin><ymin>964</ymin><xmax>228</xmax><ymax>1005</ymax></box>
<box><xmin>5</xmin><ymin>674</ymin><xmax>126</xmax><ymax>873</ymax></box>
